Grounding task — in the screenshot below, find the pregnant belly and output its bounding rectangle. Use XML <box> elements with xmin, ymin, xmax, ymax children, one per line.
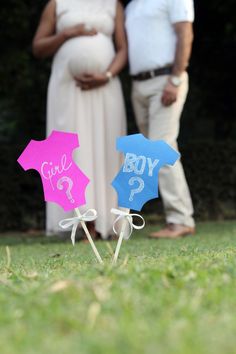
<box><xmin>58</xmin><ymin>33</ymin><xmax>115</xmax><ymax>76</ymax></box>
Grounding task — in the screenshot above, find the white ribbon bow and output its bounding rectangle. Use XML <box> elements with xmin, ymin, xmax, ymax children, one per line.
<box><xmin>59</xmin><ymin>209</ymin><xmax>97</xmax><ymax>246</ymax></box>
<box><xmin>111</xmin><ymin>208</ymin><xmax>145</xmax><ymax>240</ymax></box>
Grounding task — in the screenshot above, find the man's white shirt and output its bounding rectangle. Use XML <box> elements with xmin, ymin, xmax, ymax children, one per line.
<box><xmin>125</xmin><ymin>0</ymin><xmax>194</xmax><ymax>75</ymax></box>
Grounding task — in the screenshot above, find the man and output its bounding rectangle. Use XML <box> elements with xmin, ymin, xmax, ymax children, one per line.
<box><xmin>125</xmin><ymin>0</ymin><xmax>195</xmax><ymax>238</ymax></box>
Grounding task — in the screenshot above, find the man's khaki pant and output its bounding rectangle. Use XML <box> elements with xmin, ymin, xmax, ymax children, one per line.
<box><xmin>132</xmin><ymin>72</ymin><xmax>195</xmax><ymax>227</ymax></box>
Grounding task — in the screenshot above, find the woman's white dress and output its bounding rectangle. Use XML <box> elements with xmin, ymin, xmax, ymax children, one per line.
<box><xmin>46</xmin><ymin>0</ymin><xmax>127</xmax><ymax>238</ymax></box>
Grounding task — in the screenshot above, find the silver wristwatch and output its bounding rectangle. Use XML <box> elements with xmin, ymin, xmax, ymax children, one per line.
<box><xmin>105</xmin><ymin>71</ymin><xmax>113</xmax><ymax>81</ymax></box>
<box><xmin>169</xmin><ymin>75</ymin><xmax>182</xmax><ymax>87</ymax></box>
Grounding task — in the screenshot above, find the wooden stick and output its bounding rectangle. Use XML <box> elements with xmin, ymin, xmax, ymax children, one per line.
<box><xmin>112</xmin><ymin>218</ymin><xmax>127</xmax><ymax>265</ymax></box>
<box><xmin>75</xmin><ymin>208</ymin><xmax>103</xmax><ymax>264</ymax></box>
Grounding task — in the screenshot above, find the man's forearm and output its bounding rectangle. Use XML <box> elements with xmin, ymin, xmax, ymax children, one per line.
<box><xmin>172</xmin><ymin>22</ymin><xmax>194</xmax><ymax>76</ymax></box>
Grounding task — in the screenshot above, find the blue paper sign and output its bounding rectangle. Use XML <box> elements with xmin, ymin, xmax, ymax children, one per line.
<box><xmin>111</xmin><ymin>134</ymin><xmax>180</xmax><ymax>211</ymax></box>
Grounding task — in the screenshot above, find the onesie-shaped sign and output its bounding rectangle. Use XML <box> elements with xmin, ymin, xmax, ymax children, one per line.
<box><xmin>17</xmin><ymin>130</ymin><xmax>89</xmax><ymax>211</ymax></box>
<box><xmin>111</xmin><ymin>134</ymin><xmax>180</xmax><ymax>211</ymax></box>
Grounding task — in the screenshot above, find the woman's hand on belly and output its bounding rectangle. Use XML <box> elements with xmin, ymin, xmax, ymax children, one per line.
<box><xmin>74</xmin><ymin>73</ymin><xmax>109</xmax><ymax>90</ymax></box>
<box><xmin>63</xmin><ymin>24</ymin><xmax>97</xmax><ymax>40</ymax></box>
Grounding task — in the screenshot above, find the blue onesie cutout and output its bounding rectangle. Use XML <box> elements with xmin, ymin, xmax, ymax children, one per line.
<box><xmin>111</xmin><ymin>134</ymin><xmax>180</xmax><ymax>211</ymax></box>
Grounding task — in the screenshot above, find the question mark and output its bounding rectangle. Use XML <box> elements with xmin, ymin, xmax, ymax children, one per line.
<box><xmin>128</xmin><ymin>177</ymin><xmax>145</xmax><ymax>201</ymax></box>
<box><xmin>57</xmin><ymin>176</ymin><xmax>75</xmax><ymax>203</ymax></box>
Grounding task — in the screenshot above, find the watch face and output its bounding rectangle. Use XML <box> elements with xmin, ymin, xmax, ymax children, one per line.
<box><xmin>171</xmin><ymin>76</ymin><xmax>182</xmax><ymax>86</ymax></box>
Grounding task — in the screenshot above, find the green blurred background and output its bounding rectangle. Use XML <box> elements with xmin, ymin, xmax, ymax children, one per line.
<box><xmin>0</xmin><ymin>0</ymin><xmax>235</xmax><ymax>231</ymax></box>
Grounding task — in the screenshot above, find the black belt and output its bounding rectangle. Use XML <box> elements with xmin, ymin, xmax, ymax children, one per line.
<box><xmin>131</xmin><ymin>66</ymin><xmax>173</xmax><ymax>81</ymax></box>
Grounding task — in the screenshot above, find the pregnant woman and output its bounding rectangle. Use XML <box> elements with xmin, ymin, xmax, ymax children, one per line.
<box><xmin>33</xmin><ymin>0</ymin><xmax>127</xmax><ymax>239</ymax></box>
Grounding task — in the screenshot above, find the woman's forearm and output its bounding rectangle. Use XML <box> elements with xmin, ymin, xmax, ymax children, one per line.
<box><xmin>32</xmin><ymin>24</ymin><xmax>97</xmax><ymax>59</ymax></box>
<box><xmin>107</xmin><ymin>48</ymin><xmax>128</xmax><ymax>76</ymax></box>
<box><xmin>32</xmin><ymin>31</ymin><xmax>67</xmax><ymax>58</ymax></box>
<box><xmin>108</xmin><ymin>1</ymin><xmax>128</xmax><ymax>77</ymax></box>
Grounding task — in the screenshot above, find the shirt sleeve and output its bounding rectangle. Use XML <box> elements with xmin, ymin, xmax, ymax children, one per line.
<box><xmin>168</xmin><ymin>0</ymin><xmax>194</xmax><ymax>24</ymax></box>
<box><xmin>17</xmin><ymin>140</ymin><xmax>38</xmax><ymax>171</ymax></box>
<box><xmin>60</xmin><ymin>131</ymin><xmax>79</xmax><ymax>150</ymax></box>
<box><xmin>116</xmin><ymin>134</ymin><xmax>141</xmax><ymax>152</ymax></box>
<box><xmin>159</xmin><ymin>141</ymin><xmax>180</xmax><ymax>165</ymax></box>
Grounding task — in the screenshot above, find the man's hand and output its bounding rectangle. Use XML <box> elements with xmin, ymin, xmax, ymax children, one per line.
<box><xmin>161</xmin><ymin>81</ymin><xmax>179</xmax><ymax>106</ymax></box>
<box><xmin>74</xmin><ymin>73</ymin><xmax>109</xmax><ymax>90</ymax></box>
<box><xmin>63</xmin><ymin>24</ymin><xmax>97</xmax><ymax>40</ymax></box>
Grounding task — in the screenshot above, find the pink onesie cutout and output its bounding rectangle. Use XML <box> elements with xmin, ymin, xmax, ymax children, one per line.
<box><xmin>17</xmin><ymin>130</ymin><xmax>90</xmax><ymax>211</ymax></box>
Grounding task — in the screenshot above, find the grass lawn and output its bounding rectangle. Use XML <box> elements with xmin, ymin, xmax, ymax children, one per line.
<box><xmin>0</xmin><ymin>220</ymin><xmax>236</xmax><ymax>354</ymax></box>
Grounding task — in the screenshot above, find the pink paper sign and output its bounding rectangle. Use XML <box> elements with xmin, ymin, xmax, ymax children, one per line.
<box><xmin>17</xmin><ymin>130</ymin><xmax>90</xmax><ymax>211</ymax></box>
